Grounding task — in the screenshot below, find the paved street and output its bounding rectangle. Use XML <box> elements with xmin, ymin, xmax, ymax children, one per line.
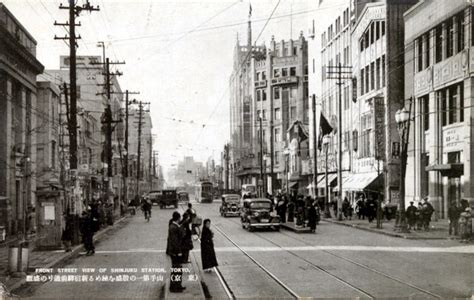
<box><xmin>12</xmin><ymin>199</ymin><xmax>472</xmax><ymax>299</ymax></box>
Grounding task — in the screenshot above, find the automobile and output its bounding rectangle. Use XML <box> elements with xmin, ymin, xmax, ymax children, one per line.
<box><xmin>157</xmin><ymin>189</ymin><xmax>178</xmax><ymax>209</ymax></box>
<box><xmin>177</xmin><ymin>191</ymin><xmax>189</xmax><ymax>203</ymax></box>
<box><xmin>219</xmin><ymin>194</ymin><xmax>241</xmax><ymax>217</ymax></box>
<box><xmin>240</xmin><ymin>198</ymin><xmax>281</xmax><ymax>232</ymax></box>
<box><xmin>148</xmin><ymin>190</ymin><xmax>162</xmax><ymax>205</ymax></box>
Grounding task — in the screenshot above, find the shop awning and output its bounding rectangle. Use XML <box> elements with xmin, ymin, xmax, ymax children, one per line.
<box><xmin>288</xmin><ymin>181</ymin><xmax>298</xmax><ymax>189</ymax></box>
<box><xmin>334</xmin><ymin>172</ymin><xmax>383</xmax><ymax>192</ymax></box>
<box><xmin>426</xmin><ymin>163</ymin><xmax>464</xmax><ymax>177</ymax></box>
<box><xmin>316</xmin><ymin>174</ymin><xmax>337</xmax><ymax>189</ymax></box>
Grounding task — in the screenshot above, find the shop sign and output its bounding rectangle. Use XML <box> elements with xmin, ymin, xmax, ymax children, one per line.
<box><xmin>433</xmin><ymin>50</ymin><xmax>468</xmax><ymax>88</ymax></box>
<box><xmin>414</xmin><ymin>67</ymin><xmax>432</xmax><ymax>95</ymax></box>
<box><xmin>443</xmin><ymin>126</ymin><xmax>464</xmax><ymax>151</ymax></box>
<box><xmin>374</xmin><ymin>97</ymin><xmax>386</xmax><ymax>161</ymax></box>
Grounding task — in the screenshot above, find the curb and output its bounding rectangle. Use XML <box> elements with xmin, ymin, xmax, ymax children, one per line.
<box><xmin>281</xmin><ymin>223</ymin><xmax>312</xmax><ymax>233</ymax></box>
<box><xmin>7</xmin><ymin>215</ymin><xmax>129</xmax><ymax>293</ymax></box>
<box><xmin>323</xmin><ymin>218</ymin><xmax>451</xmax><ymax>240</ymax></box>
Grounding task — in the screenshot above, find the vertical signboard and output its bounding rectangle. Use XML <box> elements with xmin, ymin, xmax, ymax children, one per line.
<box><xmin>374</xmin><ymin>97</ymin><xmax>386</xmax><ymax>161</ymax></box>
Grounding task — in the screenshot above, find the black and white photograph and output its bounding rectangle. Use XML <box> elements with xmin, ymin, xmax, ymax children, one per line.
<box><xmin>0</xmin><ymin>0</ymin><xmax>472</xmax><ymax>299</ymax></box>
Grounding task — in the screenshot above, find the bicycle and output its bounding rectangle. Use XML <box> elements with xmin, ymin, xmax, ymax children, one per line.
<box><xmin>144</xmin><ymin>209</ymin><xmax>151</xmax><ymax>222</ymax></box>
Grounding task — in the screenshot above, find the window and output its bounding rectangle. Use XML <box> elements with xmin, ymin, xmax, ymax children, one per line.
<box><xmin>376</xmin><ymin>21</ymin><xmax>380</xmax><ymax>40</ymax></box>
<box><xmin>457</xmin><ymin>13</ymin><xmax>465</xmax><ymax>53</ymax></box>
<box><xmin>441</xmin><ymin>82</ymin><xmax>464</xmax><ymax>126</ymax></box>
<box><xmin>447</xmin><ymin>19</ymin><xmax>454</xmax><ymax>58</ymax></box>
<box><xmin>262</xmin><ymin>89</ymin><xmax>267</xmax><ymax>101</ymax></box>
<box><xmin>381</xmin><ymin>21</ymin><xmax>385</xmax><ymax>36</ymax></box>
<box><xmin>275</xmin><ymin>108</ymin><xmax>281</xmax><ymax>120</ymax></box>
<box><xmin>283</xmin><ymin>45</ymin><xmax>289</xmax><ymax>56</ymax></box>
<box><xmin>262</xmin><ymin>71</ymin><xmax>266</xmax><ymax>80</ymax></box>
<box><xmin>290</xmin><ymin>87</ymin><xmax>297</xmax><ymax>99</ymax></box>
<box><xmin>352</xmin><ymin>130</ymin><xmax>358</xmax><ymax>152</ymax></box>
<box><xmin>256</xmin><ymin>72</ymin><xmax>260</xmax><ymax>81</ymax></box>
<box><xmin>256</xmin><ymin>90</ymin><xmax>261</xmax><ymax>101</ymax></box>
<box><xmin>290</xmin><ymin>106</ymin><xmax>296</xmax><ymax>120</ymax></box>
<box><xmin>435</xmin><ymin>25</ymin><xmax>443</xmax><ymax>63</ymax></box>
<box><xmin>344</xmin><ymin>86</ymin><xmax>350</xmax><ymax>110</ymax></box>
<box><xmin>370</xmin><ymin>22</ymin><xmax>375</xmax><ymax>44</ymax></box>
<box><xmin>381</xmin><ymin>55</ymin><xmax>386</xmax><ymax>88</ymax></box>
<box><xmin>447</xmin><ymin>151</ymin><xmax>461</xmax><ymax>164</ymax></box>
<box><xmin>257</xmin><ymin>110</ymin><xmax>261</xmax><ymax>119</ymax></box>
<box><xmin>274</xmin><ymin>128</ymin><xmax>281</xmax><ymax>143</ymax></box>
<box><xmin>360</xmin><ymin>38</ymin><xmax>364</xmax><ymax>52</ymax></box>
<box><xmin>290</xmin><ymin>66</ymin><xmax>296</xmax><ymax>77</ymax></box>
<box><xmin>273</xmin><ymin>87</ymin><xmax>280</xmax><ymax>100</ymax></box>
<box><xmin>370</xmin><ymin>62</ymin><xmax>375</xmax><ymax>91</ymax></box>
<box><xmin>422</xmin><ymin>95</ymin><xmax>429</xmax><ymax>131</ymax></box>
<box><xmin>262</xmin><ymin>110</ymin><xmax>267</xmax><ymax>120</ymax></box>
<box><xmin>273</xmin><ymin>69</ymin><xmax>280</xmax><ymax>78</ymax></box>
<box><xmin>426</xmin><ymin>33</ymin><xmax>431</xmax><ymax>67</ymax></box>
<box><xmin>282</xmin><ymin>68</ymin><xmax>288</xmax><ymax>77</ymax></box>
<box><xmin>51</xmin><ymin>140</ymin><xmax>56</xmax><ymax>169</ymax></box>
<box><xmin>360</xmin><ymin>70</ymin><xmax>365</xmax><ymax>95</ymax></box>
<box><xmin>376</xmin><ymin>58</ymin><xmax>381</xmax><ymax>89</ymax></box>
<box><xmin>365</xmin><ymin>65</ymin><xmax>370</xmax><ymax>93</ymax></box>
<box><xmin>336</xmin><ymin>17</ymin><xmax>341</xmax><ymax>33</ymax></box>
<box><xmin>275</xmin><ymin>151</ymin><xmax>280</xmax><ymax>165</ymax></box>
<box><xmin>417</xmin><ymin>37</ymin><xmax>423</xmax><ymax>72</ymax></box>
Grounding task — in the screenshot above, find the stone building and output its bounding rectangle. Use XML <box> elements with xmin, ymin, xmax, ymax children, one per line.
<box><xmin>229</xmin><ymin>18</ymin><xmax>308</xmax><ymax>195</ymax></box>
<box><xmin>404</xmin><ymin>0</ymin><xmax>474</xmax><ymax>217</ymax></box>
<box><xmin>0</xmin><ymin>3</ymin><xmax>44</xmax><ymax>236</ymax></box>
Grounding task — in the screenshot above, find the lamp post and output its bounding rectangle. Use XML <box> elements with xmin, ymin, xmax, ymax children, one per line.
<box><xmin>395</xmin><ymin>101</ymin><xmax>412</xmax><ymax>233</ymax></box>
<box><xmin>283</xmin><ymin>148</ymin><xmax>290</xmax><ymax>196</ymax></box>
<box><xmin>263</xmin><ymin>154</ymin><xmax>270</xmax><ymax>197</ymax></box>
<box><xmin>323</xmin><ymin>136</ymin><xmax>331</xmax><ymax>218</ymax></box>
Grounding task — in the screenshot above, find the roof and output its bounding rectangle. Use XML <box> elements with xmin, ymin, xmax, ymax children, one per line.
<box><xmin>243</xmin><ymin>198</ymin><xmax>272</xmax><ymax>203</ymax></box>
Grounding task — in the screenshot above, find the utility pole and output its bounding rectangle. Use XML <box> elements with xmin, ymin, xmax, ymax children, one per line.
<box><xmin>327</xmin><ymin>63</ymin><xmax>352</xmax><ymax>221</ymax></box>
<box><xmin>312</xmin><ymin>94</ymin><xmax>318</xmax><ymax>200</ymax></box>
<box><xmin>135</xmin><ymin>101</ymin><xmax>150</xmax><ymax>198</ymax></box>
<box><xmin>55</xmin><ymin>0</ymin><xmax>99</xmax><ymax>172</ymax></box>
<box><xmin>259</xmin><ymin>115</ymin><xmax>264</xmax><ymax>197</ymax></box>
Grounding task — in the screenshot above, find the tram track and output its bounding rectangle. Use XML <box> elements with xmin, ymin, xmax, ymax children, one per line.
<box><xmin>223</xmin><ymin>217</ymin><xmax>442</xmax><ymax>299</ymax></box>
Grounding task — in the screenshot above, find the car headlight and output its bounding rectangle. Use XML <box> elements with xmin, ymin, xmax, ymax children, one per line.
<box><xmin>253</xmin><ymin>211</ymin><xmax>259</xmax><ymax>217</ymax></box>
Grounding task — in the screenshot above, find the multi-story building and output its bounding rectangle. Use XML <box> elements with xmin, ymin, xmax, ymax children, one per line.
<box><xmin>229</xmin><ymin>19</ymin><xmax>308</xmax><ymax>195</ymax></box>
<box><xmin>350</xmin><ymin>0</ymin><xmax>416</xmax><ymax>204</ymax></box>
<box><xmin>0</xmin><ymin>3</ymin><xmax>44</xmax><ymax>237</ymax></box>
<box><xmin>404</xmin><ymin>0</ymin><xmax>474</xmax><ymax>217</ymax></box>
<box><xmin>310</xmin><ymin>0</ymin><xmax>415</xmax><ymax>207</ymax></box>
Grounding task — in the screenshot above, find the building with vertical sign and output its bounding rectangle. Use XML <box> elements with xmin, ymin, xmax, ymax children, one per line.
<box><xmin>350</xmin><ymin>0</ymin><xmax>416</xmax><ymax>204</ymax></box>
<box><xmin>404</xmin><ymin>0</ymin><xmax>474</xmax><ymax>217</ymax></box>
<box><xmin>0</xmin><ymin>4</ymin><xmax>44</xmax><ymax>237</ymax></box>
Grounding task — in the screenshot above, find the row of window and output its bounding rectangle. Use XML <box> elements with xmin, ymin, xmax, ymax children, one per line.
<box><xmin>256</xmin><ymin>67</ymin><xmax>298</xmax><ymax>81</ymax></box>
<box><xmin>321</xmin><ymin>8</ymin><xmax>350</xmax><ymax>47</ymax></box>
<box><xmin>359</xmin><ymin>21</ymin><xmax>386</xmax><ymax>52</ymax></box>
<box><xmin>360</xmin><ymin>55</ymin><xmax>386</xmax><ymax>95</ymax></box>
<box><xmin>417</xmin><ymin>10</ymin><xmax>466</xmax><ymax>72</ymax></box>
<box><xmin>256</xmin><ymin>86</ymin><xmax>298</xmax><ymax>101</ymax></box>
<box><xmin>257</xmin><ymin>106</ymin><xmax>299</xmax><ymax>122</ymax></box>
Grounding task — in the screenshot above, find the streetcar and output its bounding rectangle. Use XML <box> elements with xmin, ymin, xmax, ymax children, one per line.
<box><xmin>194</xmin><ymin>181</ymin><xmax>214</xmax><ymax>203</ymax></box>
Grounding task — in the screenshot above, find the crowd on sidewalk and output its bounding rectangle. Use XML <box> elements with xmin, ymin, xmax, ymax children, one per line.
<box><xmin>265</xmin><ymin>191</ymin><xmax>473</xmax><ymax>241</ymax></box>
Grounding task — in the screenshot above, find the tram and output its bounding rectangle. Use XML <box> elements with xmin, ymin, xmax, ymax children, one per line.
<box><xmin>194</xmin><ymin>181</ymin><xmax>214</xmax><ymax>203</ymax></box>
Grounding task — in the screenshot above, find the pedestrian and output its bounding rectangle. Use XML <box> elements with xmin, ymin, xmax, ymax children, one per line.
<box><xmin>200</xmin><ymin>219</ymin><xmax>218</xmax><ymax>272</ymax></box>
<box><xmin>448</xmin><ymin>201</ymin><xmax>461</xmax><ymax>236</ymax></box>
<box><xmin>276</xmin><ymin>197</ymin><xmax>286</xmax><ymax>223</ymax></box>
<box><xmin>79</xmin><ymin>209</ymin><xmax>96</xmax><ymax>256</ymax></box>
<box><xmin>416</xmin><ymin>202</ymin><xmax>424</xmax><ymax>230</ymax></box>
<box><xmin>61</xmin><ymin>215</ymin><xmax>73</xmax><ymax>252</ymax></box>
<box><xmin>459</xmin><ymin>207</ymin><xmax>472</xmax><ymax>243</ymax></box>
<box><xmin>307</xmin><ymin>202</ymin><xmax>318</xmax><ymax>233</ymax></box>
<box><xmin>421</xmin><ymin>197</ymin><xmax>435</xmax><ymax>230</ymax></box>
<box><xmin>342</xmin><ymin>197</ymin><xmax>350</xmax><ymax>220</ymax></box>
<box><xmin>356</xmin><ymin>196</ymin><xmax>365</xmax><ymax>220</ymax></box>
<box><xmin>166</xmin><ymin>211</ymin><xmax>186</xmax><ymax>293</ymax></box>
<box><xmin>406</xmin><ymin>201</ymin><xmax>418</xmax><ymax>230</ymax></box>
<box><xmin>281</xmin><ymin>196</ymin><xmax>288</xmax><ymax>223</ymax></box>
<box><xmin>366</xmin><ymin>197</ymin><xmax>376</xmax><ymax>223</ymax></box>
<box><xmin>179</xmin><ymin>212</ymin><xmax>193</xmax><ymax>264</ymax></box>
<box><xmin>287</xmin><ymin>200</ymin><xmax>295</xmax><ymax>223</ymax></box>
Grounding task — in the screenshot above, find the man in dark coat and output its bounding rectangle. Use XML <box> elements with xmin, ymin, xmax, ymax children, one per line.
<box><xmin>448</xmin><ymin>201</ymin><xmax>461</xmax><ymax>236</ymax></box>
<box><xmin>406</xmin><ymin>201</ymin><xmax>418</xmax><ymax>230</ymax></box>
<box><xmin>166</xmin><ymin>211</ymin><xmax>185</xmax><ymax>293</ymax></box>
<box><xmin>79</xmin><ymin>210</ymin><xmax>96</xmax><ymax>256</ymax></box>
<box><xmin>307</xmin><ymin>202</ymin><xmax>318</xmax><ymax>233</ymax></box>
<box><xmin>421</xmin><ymin>197</ymin><xmax>435</xmax><ymax>230</ymax></box>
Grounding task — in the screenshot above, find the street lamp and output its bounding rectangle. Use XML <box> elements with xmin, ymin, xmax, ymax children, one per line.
<box><xmin>283</xmin><ymin>148</ymin><xmax>290</xmax><ymax>196</ymax></box>
<box><xmin>263</xmin><ymin>154</ymin><xmax>270</xmax><ymax>196</ymax></box>
<box><xmin>395</xmin><ymin>102</ymin><xmax>412</xmax><ymax>233</ymax></box>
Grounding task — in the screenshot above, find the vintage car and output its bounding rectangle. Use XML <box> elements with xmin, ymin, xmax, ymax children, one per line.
<box><xmin>219</xmin><ymin>194</ymin><xmax>241</xmax><ymax>217</ymax></box>
<box><xmin>157</xmin><ymin>189</ymin><xmax>178</xmax><ymax>209</ymax></box>
<box><xmin>240</xmin><ymin>198</ymin><xmax>280</xmax><ymax>231</ymax></box>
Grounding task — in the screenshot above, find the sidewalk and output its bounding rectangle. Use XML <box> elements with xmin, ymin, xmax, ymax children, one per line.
<box><xmin>323</xmin><ymin>217</ymin><xmax>455</xmax><ymax>240</ymax></box>
<box><xmin>0</xmin><ymin>215</ymin><xmax>129</xmax><ymax>294</ymax></box>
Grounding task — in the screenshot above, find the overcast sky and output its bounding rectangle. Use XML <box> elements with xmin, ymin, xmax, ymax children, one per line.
<box><xmin>2</xmin><ymin>0</ymin><xmax>344</xmax><ymax>176</ymax></box>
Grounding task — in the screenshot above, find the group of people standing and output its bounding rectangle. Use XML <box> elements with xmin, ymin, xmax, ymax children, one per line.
<box><xmin>273</xmin><ymin>194</ymin><xmax>320</xmax><ymax>233</ymax></box>
<box><xmin>166</xmin><ymin>203</ymin><xmax>218</xmax><ymax>293</ymax></box>
<box><xmin>406</xmin><ymin>197</ymin><xmax>435</xmax><ymax>231</ymax></box>
<box><xmin>447</xmin><ymin>199</ymin><xmax>472</xmax><ymax>241</ymax></box>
